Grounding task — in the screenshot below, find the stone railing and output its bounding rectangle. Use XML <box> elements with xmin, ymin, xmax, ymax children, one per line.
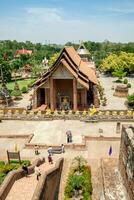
<box><xmin>0</xmin><ymin>158</ymin><xmax>45</xmax><ymax>200</ymax></box>
<box><xmin>32</xmin><ymin>158</ymin><xmax>64</xmax><ymax>200</ymax></box>
<box><xmin>0</xmin><ymin>108</ymin><xmax>133</xmax><ymax>121</ymax></box>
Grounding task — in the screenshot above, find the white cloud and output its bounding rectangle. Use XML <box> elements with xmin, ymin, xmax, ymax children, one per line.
<box><xmin>25</xmin><ymin>7</ymin><xmax>62</xmax><ymax>22</ymax></box>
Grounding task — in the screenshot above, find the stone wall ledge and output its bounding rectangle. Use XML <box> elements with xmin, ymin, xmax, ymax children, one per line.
<box><xmin>32</xmin><ymin>157</ymin><xmax>64</xmax><ymax>200</ymax></box>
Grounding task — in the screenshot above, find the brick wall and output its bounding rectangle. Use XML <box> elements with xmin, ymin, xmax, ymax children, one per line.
<box><xmin>119</xmin><ymin>125</ymin><xmax>134</xmax><ymax>200</ymax></box>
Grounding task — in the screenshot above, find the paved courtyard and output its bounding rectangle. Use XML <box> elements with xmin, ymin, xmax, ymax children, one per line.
<box><xmin>0</xmin><ymin>119</ymin><xmax>133</xmax><ymax>161</ymax></box>
<box><xmin>99</xmin><ymin>74</ymin><xmax>134</xmax><ymax>110</ymax></box>
<box><xmin>1</xmin><ymin>120</ymin><xmax>133</xmax><ymax>145</ymax></box>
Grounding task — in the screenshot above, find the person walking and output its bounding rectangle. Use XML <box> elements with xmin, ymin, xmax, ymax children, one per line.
<box><xmin>61</xmin><ymin>144</ymin><xmax>65</xmax><ymax>153</ymax></box>
<box><xmin>69</xmin><ymin>132</ymin><xmax>72</xmax><ymax>143</ymax></box>
<box><xmin>34</xmin><ymin>165</ymin><xmax>41</xmax><ymax>180</ymax></box>
<box><xmin>66</xmin><ymin>130</ymin><xmax>71</xmax><ymax>143</ymax></box>
<box><xmin>47</xmin><ymin>146</ymin><xmax>53</xmax><ymax>156</ymax></box>
<box><xmin>48</xmin><ymin>153</ymin><xmax>53</xmax><ymax>164</ymax></box>
<box><xmin>34</xmin><ymin>145</ymin><xmax>39</xmax><ymax>155</ymax></box>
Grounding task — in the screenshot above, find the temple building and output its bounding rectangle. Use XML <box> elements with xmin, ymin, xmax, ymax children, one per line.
<box><xmin>33</xmin><ymin>45</ymin><xmax>99</xmax><ymax>111</ymax></box>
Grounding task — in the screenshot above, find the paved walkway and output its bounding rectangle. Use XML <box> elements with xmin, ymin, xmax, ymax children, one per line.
<box><xmin>11</xmin><ymin>89</ymin><xmax>34</xmax><ymax>108</ymax></box>
<box><xmin>6</xmin><ymin>162</ymin><xmax>54</xmax><ymax>200</ymax></box>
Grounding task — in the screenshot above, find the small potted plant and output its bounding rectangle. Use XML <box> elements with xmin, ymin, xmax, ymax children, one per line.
<box><xmin>102</xmin><ymin>97</ymin><xmax>107</xmax><ymax>106</ymax></box>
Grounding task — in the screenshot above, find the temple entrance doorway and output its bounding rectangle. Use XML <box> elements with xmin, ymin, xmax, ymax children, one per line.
<box><xmin>55</xmin><ymin>79</ymin><xmax>73</xmax><ymax>110</ymax></box>
<box><xmin>37</xmin><ymin>88</ymin><xmax>45</xmax><ymax>107</ymax></box>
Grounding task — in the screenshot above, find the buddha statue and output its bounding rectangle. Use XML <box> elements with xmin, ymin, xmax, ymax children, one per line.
<box><xmin>61</xmin><ymin>96</ymin><xmax>70</xmax><ymax>110</ymax></box>
<box><xmin>63</xmin><ymin>97</ymin><xmax>68</xmax><ymax>104</ymax></box>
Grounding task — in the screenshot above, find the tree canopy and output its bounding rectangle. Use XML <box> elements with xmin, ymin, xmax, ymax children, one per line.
<box><xmin>0</xmin><ymin>40</ymin><xmax>61</xmax><ymax>82</ymax></box>
<box><xmin>99</xmin><ymin>52</ymin><xmax>134</xmax><ymax>74</ymax></box>
<box><xmin>1</xmin><ymin>40</ymin><xmax>134</xmax><ymax>82</ymax></box>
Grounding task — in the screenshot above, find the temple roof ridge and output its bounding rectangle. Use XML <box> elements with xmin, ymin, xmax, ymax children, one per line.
<box><xmin>34</xmin><ymin>46</ymin><xmax>98</xmax><ymax>89</ymax></box>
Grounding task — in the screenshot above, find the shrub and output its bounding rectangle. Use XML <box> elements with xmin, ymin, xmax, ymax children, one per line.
<box><xmin>11</xmin><ymin>90</ymin><xmax>22</xmax><ymax>97</ymax></box>
<box><xmin>73</xmin><ymin>156</ymin><xmax>87</xmax><ymax>173</ymax></box>
<box><xmin>9</xmin><ymin>160</ymin><xmax>31</xmax><ymax>166</ymax></box>
<box><xmin>0</xmin><ymin>161</ymin><xmax>5</xmax><ymax>166</ymax></box>
<box><xmin>0</xmin><ymin>173</ymin><xmax>6</xmax><ymax>185</ymax></box>
<box><xmin>123</xmin><ymin>78</ymin><xmax>128</xmax><ymax>84</ymax></box>
<box><xmin>64</xmin><ymin>157</ymin><xmax>92</xmax><ymax>200</ymax></box>
<box><xmin>127</xmin><ymin>83</ymin><xmax>131</xmax><ymax>88</ymax></box>
<box><xmin>21</xmin><ymin>160</ymin><xmax>31</xmax><ymax>166</ymax></box>
<box><xmin>102</xmin><ymin>96</ymin><xmax>107</xmax><ymax>106</ymax></box>
<box><xmin>21</xmin><ymin>86</ymin><xmax>28</xmax><ymax>93</ymax></box>
<box><xmin>2</xmin><ymin>164</ymin><xmax>16</xmax><ymax>174</ymax></box>
<box><xmin>127</xmin><ymin>93</ymin><xmax>134</xmax><ymax>107</ymax></box>
<box><xmin>115</xmin><ymin>79</ymin><xmax>122</xmax><ymax>83</ymax></box>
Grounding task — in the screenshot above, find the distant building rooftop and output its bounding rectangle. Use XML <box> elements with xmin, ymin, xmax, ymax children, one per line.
<box><xmin>15</xmin><ymin>49</ymin><xmax>32</xmax><ymax>57</ymax></box>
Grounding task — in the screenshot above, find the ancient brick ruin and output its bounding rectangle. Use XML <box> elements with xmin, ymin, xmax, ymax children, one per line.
<box><xmin>119</xmin><ymin>124</ymin><xmax>134</xmax><ymax>200</ymax></box>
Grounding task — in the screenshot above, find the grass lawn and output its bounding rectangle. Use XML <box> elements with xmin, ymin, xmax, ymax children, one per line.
<box><xmin>0</xmin><ymin>78</ymin><xmax>35</xmax><ymax>91</ymax></box>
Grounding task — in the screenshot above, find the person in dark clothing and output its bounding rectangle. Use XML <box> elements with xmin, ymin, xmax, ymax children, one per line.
<box><xmin>22</xmin><ymin>165</ymin><xmax>28</xmax><ymax>177</ymax></box>
<box><xmin>48</xmin><ymin>153</ymin><xmax>53</xmax><ymax>164</ymax></box>
<box><xmin>66</xmin><ymin>130</ymin><xmax>71</xmax><ymax>143</ymax></box>
<box><xmin>34</xmin><ymin>145</ymin><xmax>39</xmax><ymax>155</ymax></box>
<box><xmin>69</xmin><ymin>132</ymin><xmax>72</xmax><ymax>143</ymax></box>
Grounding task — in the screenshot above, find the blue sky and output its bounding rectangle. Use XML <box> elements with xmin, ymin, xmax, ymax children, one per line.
<box><xmin>0</xmin><ymin>0</ymin><xmax>134</xmax><ymax>43</ymax></box>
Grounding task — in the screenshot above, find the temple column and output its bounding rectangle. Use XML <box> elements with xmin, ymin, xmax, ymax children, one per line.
<box><xmin>53</xmin><ymin>79</ymin><xmax>56</xmax><ymax>109</ymax></box>
<box><xmin>81</xmin><ymin>90</ymin><xmax>84</xmax><ymax>109</ymax></box>
<box><xmin>45</xmin><ymin>88</ymin><xmax>47</xmax><ymax>105</ymax></box>
<box><xmin>33</xmin><ymin>88</ymin><xmax>38</xmax><ymax>109</ymax></box>
<box><xmin>84</xmin><ymin>88</ymin><xmax>87</xmax><ymax>108</ymax></box>
<box><xmin>73</xmin><ymin>78</ymin><xmax>77</xmax><ymax>111</ymax></box>
<box><xmin>93</xmin><ymin>85</ymin><xmax>100</xmax><ymax>108</ymax></box>
<box><xmin>81</xmin><ymin>89</ymin><xmax>87</xmax><ymax>109</ymax></box>
<box><xmin>50</xmin><ymin>77</ymin><xmax>54</xmax><ymax>110</ymax></box>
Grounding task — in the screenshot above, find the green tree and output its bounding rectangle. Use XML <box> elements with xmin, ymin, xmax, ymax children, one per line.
<box><xmin>112</xmin><ymin>68</ymin><xmax>127</xmax><ymax>80</ymax></box>
<box><xmin>0</xmin><ymin>59</ymin><xmax>12</xmax><ymax>82</ymax></box>
<box><xmin>31</xmin><ymin>64</ymin><xmax>44</xmax><ymax>77</ymax></box>
<box><xmin>11</xmin><ymin>59</ymin><xmax>23</xmax><ymax>71</ymax></box>
<box><xmin>100</xmin><ymin>52</ymin><xmax>134</xmax><ymax>74</ymax></box>
<box><xmin>49</xmin><ymin>52</ymin><xmax>60</xmax><ymax>67</ymax></box>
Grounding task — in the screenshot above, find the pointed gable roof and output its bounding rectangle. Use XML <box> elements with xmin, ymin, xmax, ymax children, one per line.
<box><xmin>77</xmin><ymin>41</ymin><xmax>90</xmax><ymax>56</ymax></box>
<box><xmin>34</xmin><ymin>46</ymin><xmax>98</xmax><ymax>89</ymax></box>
